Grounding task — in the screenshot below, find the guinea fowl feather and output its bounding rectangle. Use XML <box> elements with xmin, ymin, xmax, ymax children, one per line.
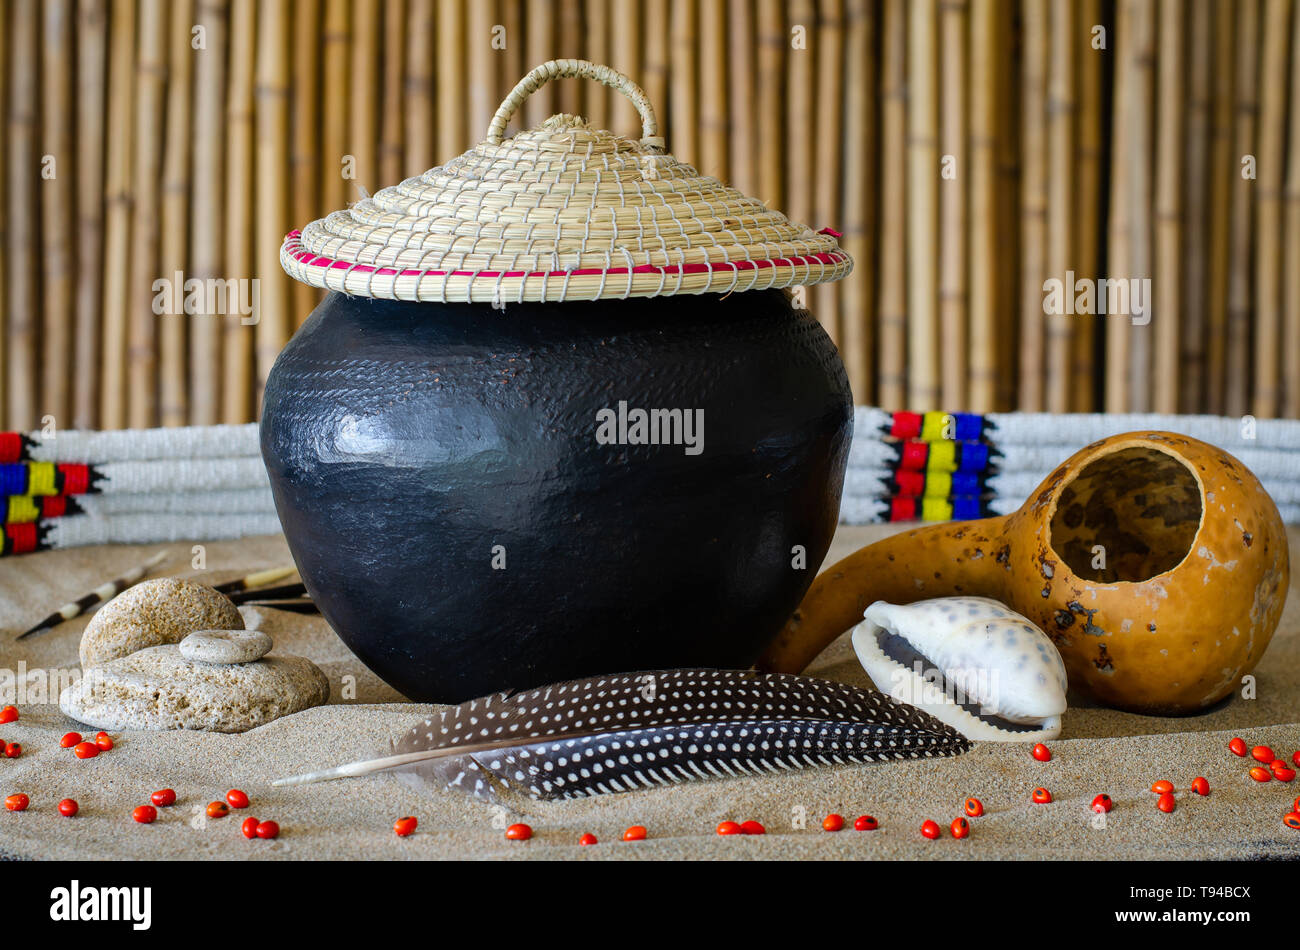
<box><xmin>273</xmin><ymin>668</ymin><xmax>972</xmax><ymax>801</ymax></box>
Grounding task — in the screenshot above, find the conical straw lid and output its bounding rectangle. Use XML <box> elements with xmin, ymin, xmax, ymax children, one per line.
<box><xmin>281</xmin><ymin>60</ymin><xmax>852</xmax><ymax>305</ymax></box>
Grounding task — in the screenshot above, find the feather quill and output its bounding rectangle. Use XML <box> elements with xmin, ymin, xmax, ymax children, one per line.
<box><xmin>273</xmin><ymin>669</ymin><xmax>971</xmax><ymax>801</ymax></box>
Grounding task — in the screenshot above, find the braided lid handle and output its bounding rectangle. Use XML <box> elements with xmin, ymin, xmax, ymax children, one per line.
<box><xmin>485</xmin><ymin>59</ymin><xmax>664</xmax><ymax>149</ymax></box>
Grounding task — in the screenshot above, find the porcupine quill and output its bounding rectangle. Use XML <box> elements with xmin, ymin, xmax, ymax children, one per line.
<box><xmin>273</xmin><ymin>668</ymin><xmax>972</xmax><ymax>801</ymax></box>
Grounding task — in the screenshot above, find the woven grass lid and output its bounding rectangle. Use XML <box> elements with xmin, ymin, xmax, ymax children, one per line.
<box><xmin>281</xmin><ymin>60</ymin><xmax>852</xmax><ymax>305</ymax></box>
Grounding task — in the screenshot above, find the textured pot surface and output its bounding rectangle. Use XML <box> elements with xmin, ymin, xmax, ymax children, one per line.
<box><xmin>261</xmin><ymin>290</ymin><xmax>852</xmax><ymax>702</ymax></box>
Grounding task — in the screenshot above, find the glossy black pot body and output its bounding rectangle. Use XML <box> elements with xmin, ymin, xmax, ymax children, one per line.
<box><xmin>261</xmin><ymin>290</ymin><xmax>852</xmax><ymax>702</ymax></box>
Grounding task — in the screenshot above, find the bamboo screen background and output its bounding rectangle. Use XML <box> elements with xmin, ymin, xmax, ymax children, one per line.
<box><xmin>2</xmin><ymin>0</ymin><xmax>1299</xmax><ymax>432</ymax></box>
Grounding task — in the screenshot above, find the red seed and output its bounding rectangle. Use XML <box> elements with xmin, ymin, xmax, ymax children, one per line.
<box><xmin>1150</xmin><ymin>779</ymin><xmax>1174</xmax><ymax>794</ymax></box>
<box><xmin>60</xmin><ymin>732</ymin><xmax>82</xmax><ymax>748</ymax></box>
<box><xmin>950</xmin><ymin>817</ymin><xmax>970</xmax><ymax>839</ymax></box>
<box><xmin>506</xmin><ymin>823</ymin><xmax>533</xmax><ymax>841</ymax></box>
<box><xmin>393</xmin><ymin>816</ymin><xmax>417</xmax><ymax>837</ymax></box>
<box><xmin>739</xmin><ymin>820</ymin><xmax>765</xmax><ymax>835</ymax></box>
<box><xmin>132</xmin><ymin>805</ymin><xmax>157</xmax><ymax>824</ymax></box>
<box><xmin>1294</xmin><ymin>796</ymin><xmax>1300</xmax><ymax>813</ymax></box>
<box><xmin>716</xmin><ymin>820</ymin><xmax>743</xmax><ymax>836</ymax></box>
<box><xmin>242</xmin><ymin>817</ymin><xmax>261</xmax><ymax>839</ymax></box>
<box><xmin>72</xmin><ymin>741</ymin><xmax>99</xmax><ymax>759</ymax></box>
<box><xmin>578</xmin><ymin>833</ymin><xmax>598</xmax><ymax>846</ymax></box>
<box><xmin>1032</xmin><ymin>786</ymin><xmax>1052</xmax><ymax>804</ymax></box>
<box><xmin>150</xmin><ymin>789</ymin><xmax>176</xmax><ymax>807</ymax></box>
<box><xmin>225</xmin><ymin>789</ymin><xmax>250</xmax><ymax>809</ymax></box>
<box><xmin>1293</xmin><ymin>751</ymin><xmax>1300</xmax><ymax>768</ymax></box>
<box><xmin>1091</xmin><ymin>793</ymin><xmax>1114</xmax><ymax>813</ymax></box>
<box><xmin>1283</xmin><ymin>813</ymin><xmax>1300</xmax><ymax>831</ymax></box>
<box><xmin>1191</xmin><ymin>777</ymin><xmax>1210</xmax><ymax>796</ymax></box>
<box><xmin>621</xmin><ymin>825</ymin><xmax>646</xmax><ymax>841</ymax></box>
<box><xmin>1031</xmin><ymin>743</ymin><xmax>1052</xmax><ymax>762</ymax></box>
<box><xmin>206</xmin><ymin>801</ymin><xmax>230</xmax><ymax>818</ymax></box>
<box><xmin>920</xmin><ymin>819</ymin><xmax>942</xmax><ymax>839</ymax></box>
<box><xmin>1229</xmin><ymin>737</ymin><xmax>1248</xmax><ymax>756</ymax></box>
<box><xmin>0</xmin><ymin>706</ymin><xmax>17</xmax><ymax>724</ymax></box>
<box><xmin>4</xmin><ymin>793</ymin><xmax>28</xmax><ymax>811</ymax></box>
<box><xmin>963</xmin><ymin>797</ymin><xmax>984</xmax><ymax>817</ymax></box>
<box><xmin>254</xmin><ymin>820</ymin><xmax>279</xmax><ymax>840</ymax></box>
<box><xmin>1272</xmin><ymin>765</ymin><xmax>1296</xmax><ymax>782</ymax></box>
<box><xmin>1156</xmin><ymin>792</ymin><xmax>1176</xmax><ymax>813</ymax></box>
<box><xmin>821</xmin><ymin>813</ymin><xmax>845</xmax><ymax>832</ymax></box>
<box><xmin>94</xmin><ymin>733</ymin><xmax>113</xmax><ymax>751</ymax></box>
<box><xmin>1251</xmin><ymin>745</ymin><xmax>1276</xmax><ymax>764</ymax></box>
<box><xmin>4</xmin><ymin>743</ymin><xmax>20</xmax><ymax>759</ymax></box>
<box><xmin>1249</xmin><ymin>766</ymin><xmax>1273</xmax><ymax>783</ymax></box>
<box><xmin>57</xmin><ymin>799</ymin><xmax>78</xmax><ymax>817</ymax></box>
<box><xmin>854</xmin><ymin>815</ymin><xmax>878</xmax><ymax>831</ymax></box>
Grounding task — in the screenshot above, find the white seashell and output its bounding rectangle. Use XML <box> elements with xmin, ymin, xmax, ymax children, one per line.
<box><xmin>851</xmin><ymin>596</ymin><xmax>1068</xmax><ymax>743</ymax></box>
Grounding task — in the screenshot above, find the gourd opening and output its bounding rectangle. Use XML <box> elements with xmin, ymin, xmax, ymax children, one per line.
<box><xmin>1047</xmin><ymin>446</ymin><xmax>1203</xmax><ymax>583</ymax></box>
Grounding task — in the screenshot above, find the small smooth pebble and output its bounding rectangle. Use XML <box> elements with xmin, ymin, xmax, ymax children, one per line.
<box><xmin>80</xmin><ymin>578</ymin><xmax>244</xmax><ymax>668</ymax></box>
<box><xmin>179</xmin><ymin>629</ymin><xmax>273</xmax><ymax>665</ymax></box>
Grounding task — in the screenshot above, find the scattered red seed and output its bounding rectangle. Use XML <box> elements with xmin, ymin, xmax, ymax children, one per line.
<box><xmin>132</xmin><ymin>805</ymin><xmax>157</xmax><ymax>824</ymax></box>
<box><xmin>1251</xmin><ymin>745</ymin><xmax>1276</xmax><ymax>764</ymax></box>
<box><xmin>963</xmin><ymin>797</ymin><xmax>984</xmax><ymax>817</ymax></box>
<box><xmin>1249</xmin><ymin>766</ymin><xmax>1273</xmax><ymax>783</ymax></box>
<box><xmin>950</xmin><ymin>817</ymin><xmax>970</xmax><ymax>839</ymax></box>
<box><xmin>225</xmin><ymin>789</ymin><xmax>250</xmax><ymax>809</ymax></box>
<box><xmin>0</xmin><ymin>706</ymin><xmax>17</xmax><ymax>724</ymax></box>
<box><xmin>242</xmin><ymin>817</ymin><xmax>261</xmax><ymax>839</ymax></box>
<box><xmin>1150</xmin><ymin>779</ymin><xmax>1174</xmax><ymax>794</ymax></box>
<box><xmin>1229</xmin><ymin>737</ymin><xmax>1248</xmax><ymax>756</ymax></box>
<box><xmin>920</xmin><ymin>819</ymin><xmax>941</xmax><ymax>840</ymax></box>
<box><xmin>4</xmin><ymin>793</ymin><xmax>28</xmax><ymax>811</ymax></box>
<box><xmin>1091</xmin><ymin>793</ymin><xmax>1114</xmax><ymax>813</ymax></box>
<box><xmin>72</xmin><ymin>741</ymin><xmax>99</xmax><ymax>759</ymax></box>
<box><xmin>94</xmin><ymin>733</ymin><xmax>113</xmax><ymax>751</ymax></box>
<box><xmin>393</xmin><ymin>816</ymin><xmax>417</xmax><ymax>837</ymax></box>
<box><xmin>1293</xmin><ymin>750</ymin><xmax>1300</xmax><ymax>768</ymax></box>
<box><xmin>1191</xmin><ymin>777</ymin><xmax>1210</xmax><ymax>796</ymax></box>
<box><xmin>1272</xmin><ymin>764</ymin><xmax>1296</xmax><ymax>782</ymax></box>
<box><xmin>1031</xmin><ymin>743</ymin><xmax>1052</xmax><ymax>762</ymax></box>
<box><xmin>255</xmin><ymin>820</ymin><xmax>279</xmax><ymax>839</ymax></box>
<box><xmin>206</xmin><ymin>801</ymin><xmax>230</xmax><ymax>818</ymax></box>
<box><xmin>578</xmin><ymin>833</ymin><xmax>598</xmax><ymax>846</ymax></box>
<box><xmin>506</xmin><ymin>822</ymin><xmax>533</xmax><ymax>841</ymax></box>
<box><xmin>1156</xmin><ymin>792</ymin><xmax>1176</xmax><ymax>813</ymax></box>
<box><xmin>59</xmin><ymin>732</ymin><xmax>82</xmax><ymax>748</ymax></box>
<box><xmin>821</xmin><ymin>813</ymin><xmax>845</xmax><ymax>832</ymax></box>
<box><xmin>1283</xmin><ymin>813</ymin><xmax>1300</xmax><ymax>831</ymax></box>
<box><xmin>854</xmin><ymin>815</ymin><xmax>878</xmax><ymax>831</ymax></box>
<box><xmin>150</xmin><ymin>789</ymin><xmax>176</xmax><ymax>807</ymax></box>
<box><xmin>1032</xmin><ymin>786</ymin><xmax>1052</xmax><ymax>804</ymax></box>
<box><xmin>621</xmin><ymin>825</ymin><xmax>646</xmax><ymax>841</ymax></box>
<box><xmin>4</xmin><ymin>743</ymin><xmax>20</xmax><ymax>759</ymax></box>
<box><xmin>739</xmin><ymin>819</ymin><xmax>765</xmax><ymax>835</ymax></box>
<box><xmin>57</xmin><ymin>799</ymin><xmax>78</xmax><ymax>817</ymax></box>
<box><xmin>1294</xmin><ymin>796</ymin><xmax>1300</xmax><ymax>813</ymax></box>
<box><xmin>716</xmin><ymin>820</ymin><xmax>743</xmax><ymax>836</ymax></box>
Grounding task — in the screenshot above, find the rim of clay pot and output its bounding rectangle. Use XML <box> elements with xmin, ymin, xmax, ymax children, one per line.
<box><xmin>279</xmin><ymin>59</ymin><xmax>853</xmax><ymax>305</ymax></box>
<box><xmin>1040</xmin><ymin>434</ymin><xmax>1207</xmax><ymax>586</ymax></box>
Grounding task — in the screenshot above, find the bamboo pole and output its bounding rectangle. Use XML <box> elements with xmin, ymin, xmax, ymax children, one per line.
<box><xmin>1285</xmin><ymin>0</ymin><xmax>1300</xmax><ymax>416</ymax></box>
<box><xmin>436</xmin><ymin>0</ymin><xmax>466</xmax><ymax>158</ymax></box>
<box><xmin>840</xmin><ymin>0</ymin><xmax>876</xmax><ymax>403</ymax></box>
<box><xmin>405</xmin><ymin>0</ymin><xmax>436</xmax><ymax>172</ymax></box>
<box><xmin>754</xmin><ymin>0</ymin><xmax>784</xmax><ymax>209</ymax></box>
<box><xmin>1179</xmin><ymin>0</ymin><xmax>1212</xmax><ymax>413</ymax></box>
<box><xmin>256</xmin><ymin>0</ymin><xmax>292</xmax><ymax>414</ymax></box>
<box><xmin>1152</xmin><ymin>0</ymin><xmax>1184</xmax><ymax>414</ymax></box>
<box><xmin>557</xmin><ymin>0</ymin><xmax>583</xmax><ymax>116</ymax></box>
<box><xmin>967</xmin><ymin>0</ymin><xmax>997</xmax><ymax>412</ymax></box>
<box><xmin>160</xmin><ymin>0</ymin><xmax>195</xmax><ymax>427</ymax></box>
<box><xmin>350</xmin><ymin>0</ymin><xmax>380</xmax><ymax>193</ymax></box>
<box><xmin>1070</xmin><ymin>0</ymin><xmax>1102</xmax><ymax>411</ymax></box>
<box><xmin>72</xmin><ymin>0</ymin><xmax>107</xmax><ymax>430</ymax></box>
<box><xmin>100</xmin><ymin>0</ymin><xmax>136</xmax><ymax>429</ymax></box>
<box><xmin>1128</xmin><ymin>0</ymin><xmax>1155</xmax><ymax>413</ymax></box>
<box><xmin>1205</xmin><ymin>0</ymin><xmax>1235</xmax><ymax>414</ymax></box>
<box><xmin>939</xmin><ymin>0</ymin><xmax>968</xmax><ymax>409</ymax></box>
<box><xmin>670</xmin><ymin>0</ymin><xmax>698</xmax><ymax>166</ymax></box>
<box><xmin>467</xmin><ymin>0</ymin><xmax>498</xmax><ymax>142</ymax></box>
<box><xmin>1225</xmin><ymin>0</ymin><xmax>1259</xmax><ymax>417</ymax></box>
<box><xmin>1252</xmin><ymin>0</ymin><xmax>1291</xmax><ymax>417</ymax></box>
<box><xmin>610</xmin><ymin>0</ymin><xmax>643</xmax><ymax>138</ymax></box>
<box><xmin>7</xmin><ymin>0</ymin><xmax>39</xmax><ymax>430</ymax></box>
<box><xmin>1044</xmin><ymin>0</ymin><xmax>1074</xmax><ymax>413</ymax></box>
<box><xmin>320</xmin><ymin>0</ymin><xmax>350</xmax><ymax>212</ymax></box>
<box><xmin>1018</xmin><ymin>0</ymin><xmax>1047</xmax><ymax>411</ymax></box>
<box><xmin>784</xmin><ymin>0</ymin><xmax>814</xmax><ymax>232</ymax></box>
<box><xmin>379</xmin><ymin>0</ymin><xmax>406</xmax><ymax>185</ymax></box>
<box><xmin>698</xmin><ymin>0</ymin><xmax>728</xmax><ymax>180</ymax></box>
<box><xmin>878</xmin><ymin>0</ymin><xmax>907</xmax><ymax>409</ymax></box>
<box><xmin>41</xmin><ymin>0</ymin><xmax>75</xmax><ymax>428</ymax></box>
<box><xmin>993</xmin><ymin>0</ymin><xmax>1019</xmax><ymax>411</ymax></box>
<box><xmin>500</xmin><ymin>0</ymin><xmax>524</xmax><ymax>136</ymax></box>
<box><xmin>190</xmin><ymin>0</ymin><xmax>228</xmax><ymax>426</ymax></box>
<box><xmin>222</xmin><ymin>0</ymin><xmax>255</xmax><ymax>424</ymax></box>
<box><xmin>291</xmin><ymin>0</ymin><xmax>322</xmax><ymax>325</ymax></box>
<box><xmin>525</xmin><ymin>0</ymin><xmax>559</xmax><ymax>128</ymax></box>
<box><xmin>582</xmin><ymin>0</ymin><xmax>610</xmax><ymax>129</ymax></box>
<box><xmin>726</xmin><ymin>0</ymin><xmax>755</xmax><ymax>195</ymax></box>
<box><xmin>0</xmin><ymin>0</ymin><xmax>8</xmax><ymax>428</ymax></box>
<box><xmin>812</xmin><ymin>0</ymin><xmax>844</xmax><ymax>346</ymax></box>
<box><xmin>907</xmin><ymin>0</ymin><xmax>939</xmax><ymax>410</ymax></box>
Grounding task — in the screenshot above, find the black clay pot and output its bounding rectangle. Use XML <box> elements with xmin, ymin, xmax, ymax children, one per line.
<box><xmin>260</xmin><ymin>289</ymin><xmax>852</xmax><ymax>702</ymax></box>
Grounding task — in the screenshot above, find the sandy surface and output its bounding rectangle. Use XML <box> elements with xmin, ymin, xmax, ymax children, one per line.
<box><xmin>1</xmin><ymin>527</ymin><xmax>1298</xmax><ymax>860</ymax></box>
